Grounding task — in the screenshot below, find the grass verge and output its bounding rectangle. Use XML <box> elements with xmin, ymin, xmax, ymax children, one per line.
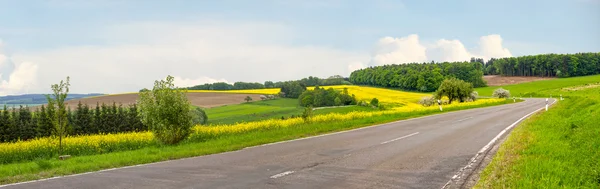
<box><xmin>0</xmin><ymin>99</ymin><xmax>516</xmax><ymax>185</ymax></box>
<box><xmin>475</xmin><ymin>88</ymin><xmax>600</xmax><ymax>188</ymax></box>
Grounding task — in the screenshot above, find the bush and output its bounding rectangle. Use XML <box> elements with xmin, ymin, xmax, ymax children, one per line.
<box><xmin>370</xmin><ymin>98</ymin><xmax>379</xmax><ymax>107</ymax></box>
<box><xmin>418</xmin><ymin>96</ymin><xmax>436</xmax><ymax>107</ymax></box>
<box><xmin>301</xmin><ymin>106</ymin><xmax>313</xmax><ymax>122</ymax></box>
<box><xmin>492</xmin><ymin>88</ymin><xmax>511</xmax><ymax>98</ymax></box>
<box><xmin>190</xmin><ymin>107</ymin><xmax>208</xmax><ymax>125</ymax></box>
<box><xmin>298</xmin><ymin>87</ymin><xmax>356</xmax><ymax>107</ymax></box>
<box><xmin>138</xmin><ymin>75</ymin><xmax>194</xmax><ymax>145</ymax></box>
<box><xmin>244</xmin><ymin>96</ymin><xmax>253</xmax><ymax>102</ymax></box>
<box><xmin>470</xmin><ymin>91</ymin><xmax>479</xmax><ymax>101</ymax></box>
<box><xmin>435</xmin><ymin>78</ymin><xmax>474</xmax><ymax>103</ymax></box>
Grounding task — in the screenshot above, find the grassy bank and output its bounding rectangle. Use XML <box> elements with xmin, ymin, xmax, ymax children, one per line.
<box><xmin>475</xmin><ymin>77</ymin><xmax>600</xmax><ymax>188</ymax></box>
<box><xmin>0</xmin><ymin>99</ymin><xmax>514</xmax><ymax>185</ymax></box>
<box><xmin>476</xmin><ymin>74</ymin><xmax>600</xmax><ymax>97</ymax></box>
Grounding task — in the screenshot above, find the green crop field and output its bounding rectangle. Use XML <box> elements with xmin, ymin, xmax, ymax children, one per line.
<box><xmin>476</xmin><ymin>74</ymin><xmax>600</xmax><ymax>97</ymax></box>
<box><xmin>205</xmin><ymin>98</ymin><xmax>376</xmax><ymax>125</ymax></box>
<box><xmin>475</xmin><ymin>75</ymin><xmax>600</xmax><ymax>188</ymax></box>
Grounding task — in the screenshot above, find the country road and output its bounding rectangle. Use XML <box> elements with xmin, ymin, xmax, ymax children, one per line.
<box><xmin>2</xmin><ymin>98</ymin><xmax>552</xmax><ymax>189</ymax></box>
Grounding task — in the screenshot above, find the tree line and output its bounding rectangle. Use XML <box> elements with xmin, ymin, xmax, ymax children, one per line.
<box><xmin>349</xmin><ymin>61</ymin><xmax>486</xmax><ymax>92</ymax></box>
<box><xmin>183</xmin><ymin>75</ymin><xmax>351</xmax><ymax>91</ymax></box>
<box><xmin>298</xmin><ymin>87</ymin><xmax>357</xmax><ymax>107</ymax></box>
<box><xmin>0</xmin><ymin>102</ymin><xmax>146</xmax><ymax>142</ymax></box>
<box><xmin>483</xmin><ymin>52</ymin><xmax>600</xmax><ymax>77</ymax></box>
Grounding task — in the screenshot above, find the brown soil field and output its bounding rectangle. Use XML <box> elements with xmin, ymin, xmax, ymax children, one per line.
<box><xmin>54</xmin><ymin>93</ymin><xmax>265</xmax><ymax>110</ymax></box>
<box><xmin>484</xmin><ymin>75</ymin><xmax>554</xmax><ymax>86</ymax></box>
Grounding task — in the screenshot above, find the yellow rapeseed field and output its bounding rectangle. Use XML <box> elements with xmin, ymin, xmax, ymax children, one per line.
<box><xmin>0</xmin><ymin>85</ymin><xmax>505</xmax><ymax>164</ymax></box>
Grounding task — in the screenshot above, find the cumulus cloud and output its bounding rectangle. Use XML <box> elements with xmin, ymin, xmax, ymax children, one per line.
<box><xmin>369</xmin><ymin>34</ymin><xmax>427</xmax><ymax>66</ymax></box>
<box><xmin>361</xmin><ymin>34</ymin><xmax>513</xmax><ymax>68</ymax></box>
<box><xmin>0</xmin><ymin>60</ymin><xmax>39</xmax><ymax>96</ymax></box>
<box><xmin>173</xmin><ymin>76</ymin><xmax>229</xmax><ymax>88</ymax></box>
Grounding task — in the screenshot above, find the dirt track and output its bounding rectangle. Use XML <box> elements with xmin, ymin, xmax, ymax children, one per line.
<box><xmin>484</xmin><ymin>75</ymin><xmax>554</xmax><ymax>86</ymax></box>
<box><xmin>58</xmin><ymin>93</ymin><xmax>264</xmax><ymax>110</ymax></box>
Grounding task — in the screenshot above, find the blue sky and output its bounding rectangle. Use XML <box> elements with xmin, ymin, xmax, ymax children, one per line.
<box><xmin>0</xmin><ymin>0</ymin><xmax>598</xmax><ymax>95</ymax></box>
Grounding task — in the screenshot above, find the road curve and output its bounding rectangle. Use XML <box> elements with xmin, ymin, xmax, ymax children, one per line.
<box><xmin>2</xmin><ymin>99</ymin><xmax>551</xmax><ymax>189</ymax></box>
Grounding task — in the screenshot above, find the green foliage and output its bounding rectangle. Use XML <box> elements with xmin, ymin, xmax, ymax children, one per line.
<box><xmin>46</xmin><ymin>76</ymin><xmax>70</xmax><ymax>154</ymax></box>
<box><xmin>301</xmin><ymin>106</ymin><xmax>313</xmax><ymax>122</ymax></box>
<box><xmin>0</xmin><ymin>106</ymin><xmax>10</xmax><ymax>142</ymax></box>
<box><xmin>190</xmin><ymin>107</ymin><xmax>208</xmax><ymax>125</ymax></box>
<box><xmin>484</xmin><ymin>52</ymin><xmax>600</xmax><ymax>77</ymax></box>
<box><xmin>138</xmin><ymin>75</ymin><xmax>193</xmax><ymax>145</ymax></box>
<box><xmin>36</xmin><ymin>105</ymin><xmax>54</xmax><ymax>138</ymax></box>
<box><xmin>350</xmin><ymin>61</ymin><xmax>486</xmax><ymax>92</ymax></box>
<box><xmin>435</xmin><ymin>78</ymin><xmax>474</xmax><ymax>103</ymax></box>
<box><xmin>244</xmin><ymin>96</ymin><xmax>253</xmax><ymax>102</ymax></box>
<box><xmin>279</xmin><ymin>81</ymin><xmax>307</xmax><ymax>98</ymax></box>
<box><xmin>298</xmin><ymin>87</ymin><xmax>357</xmax><ymax>107</ymax></box>
<box><xmin>370</xmin><ymin>98</ymin><xmax>379</xmax><ymax>107</ymax></box>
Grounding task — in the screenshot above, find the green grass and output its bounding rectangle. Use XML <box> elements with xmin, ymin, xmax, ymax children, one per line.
<box><xmin>205</xmin><ymin>98</ymin><xmax>377</xmax><ymax>125</ymax></box>
<box><xmin>0</xmin><ymin>99</ymin><xmax>516</xmax><ymax>184</ymax></box>
<box><xmin>476</xmin><ymin>74</ymin><xmax>600</xmax><ymax>97</ymax></box>
<box><xmin>475</xmin><ymin>76</ymin><xmax>600</xmax><ymax>188</ymax></box>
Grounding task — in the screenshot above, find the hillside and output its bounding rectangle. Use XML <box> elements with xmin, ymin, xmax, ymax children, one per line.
<box><xmin>0</xmin><ymin>93</ymin><xmax>104</xmax><ymax>107</ymax></box>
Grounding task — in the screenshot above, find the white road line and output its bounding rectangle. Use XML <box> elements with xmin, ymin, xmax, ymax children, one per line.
<box><xmin>442</xmin><ymin>99</ymin><xmax>557</xmax><ymax>189</ymax></box>
<box><xmin>455</xmin><ymin>116</ymin><xmax>473</xmax><ymax>122</ymax></box>
<box><xmin>380</xmin><ymin>132</ymin><xmax>420</xmax><ymax>145</ymax></box>
<box><xmin>270</xmin><ymin>171</ymin><xmax>295</xmax><ymax>179</ymax></box>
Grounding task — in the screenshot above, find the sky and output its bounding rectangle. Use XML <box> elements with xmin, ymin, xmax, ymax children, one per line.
<box><xmin>0</xmin><ymin>0</ymin><xmax>598</xmax><ymax>95</ymax></box>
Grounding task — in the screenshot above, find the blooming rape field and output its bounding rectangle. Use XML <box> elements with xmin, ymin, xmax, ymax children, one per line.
<box><xmin>0</xmin><ymin>95</ymin><xmax>506</xmax><ymax>164</ymax></box>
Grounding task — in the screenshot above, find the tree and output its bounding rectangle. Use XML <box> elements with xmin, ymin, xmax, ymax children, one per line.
<box><xmin>301</xmin><ymin>106</ymin><xmax>313</xmax><ymax>123</ymax></box>
<box><xmin>0</xmin><ymin>105</ymin><xmax>9</xmax><ymax>142</ymax></box>
<box><xmin>435</xmin><ymin>78</ymin><xmax>474</xmax><ymax>103</ymax></box>
<box><xmin>138</xmin><ymin>75</ymin><xmax>194</xmax><ymax>145</ymax></box>
<box><xmin>17</xmin><ymin>105</ymin><xmax>36</xmax><ymax>141</ymax></box>
<box><xmin>279</xmin><ymin>81</ymin><xmax>306</xmax><ymax>98</ymax></box>
<box><xmin>46</xmin><ymin>76</ymin><xmax>71</xmax><ymax>155</ymax></box>
<box><xmin>370</xmin><ymin>98</ymin><xmax>379</xmax><ymax>107</ymax></box>
<box><xmin>244</xmin><ymin>96</ymin><xmax>253</xmax><ymax>102</ymax></box>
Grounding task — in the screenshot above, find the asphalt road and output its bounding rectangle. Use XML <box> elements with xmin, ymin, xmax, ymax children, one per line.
<box><xmin>2</xmin><ymin>99</ymin><xmax>550</xmax><ymax>189</ymax></box>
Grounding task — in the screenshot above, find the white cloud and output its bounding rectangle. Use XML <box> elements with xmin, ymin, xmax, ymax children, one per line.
<box><xmin>173</xmin><ymin>76</ymin><xmax>229</xmax><ymax>88</ymax></box>
<box><xmin>364</xmin><ymin>34</ymin><xmax>513</xmax><ymax>67</ymax></box>
<box><xmin>347</xmin><ymin>61</ymin><xmax>366</xmax><ymax>72</ymax></box>
<box><xmin>0</xmin><ymin>61</ymin><xmax>39</xmax><ymax>96</ymax></box>
<box><xmin>369</xmin><ymin>34</ymin><xmax>427</xmax><ymax>66</ymax></box>
<box><xmin>10</xmin><ymin>21</ymin><xmax>369</xmax><ymax>94</ymax></box>
<box><xmin>476</xmin><ymin>34</ymin><xmax>512</xmax><ymax>60</ymax></box>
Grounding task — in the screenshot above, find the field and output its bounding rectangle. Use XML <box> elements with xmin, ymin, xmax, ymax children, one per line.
<box><xmin>475</xmin><ymin>75</ymin><xmax>600</xmax><ymax>188</ymax></box>
<box><xmin>483</xmin><ymin>75</ymin><xmax>554</xmax><ymax>86</ymax></box>
<box><xmin>476</xmin><ymin>74</ymin><xmax>600</xmax><ymax>97</ymax></box>
<box><xmin>0</xmin><ymin>84</ymin><xmax>513</xmax><ymax>184</ymax></box>
<box><xmin>57</xmin><ymin>92</ymin><xmax>266</xmax><ymax>110</ymax></box>
<box><xmin>206</xmin><ymin>98</ymin><xmax>376</xmax><ymax>125</ymax></box>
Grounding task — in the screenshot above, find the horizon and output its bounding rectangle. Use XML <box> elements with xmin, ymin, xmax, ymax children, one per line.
<box><xmin>1</xmin><ymin>0</ymin><xmax>599</xmax><ymax>95</ymax></box>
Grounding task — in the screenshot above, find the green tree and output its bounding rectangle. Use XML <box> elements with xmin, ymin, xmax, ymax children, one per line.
<box><xmin>435</xmin><ymin>78</ymin><xmax>474</xmax><ymax>103</ymax></box>
<box><xmin>370</xmin><ymin>98</ymin><xmax>380</xmax><ymax>107</ymax></box>
<box><xmin>17</xmin><ymin>105</ymin><xmax>36</xmax><ymax>141</ymax></box>
<box><xmin>45</xmin><ymin>76</ymin><xmax>71</xmax><ymax>155</ymax></box>
<box><xmin>36</xmin><ymin>105</ymin><xmax>54</xmax><ymax>138</ymax></box>
<box><xmin>0</xmin><ymin>105</ymin><xmax>10</xmax><ymax>142</ymax></box>
<box><xmin>244</xmin><ymin>96</ymin><xmax>253</xmax><ymax>102</ymax></box>
<box><xmin>190</xmin><ymin>106</ymin><xmax>208</xmax><ymax>125</ymax></box>
<box><xmin>138</xmin><ymin>75</ymin><xmax>194</xmax><ymax>145</ymax></box>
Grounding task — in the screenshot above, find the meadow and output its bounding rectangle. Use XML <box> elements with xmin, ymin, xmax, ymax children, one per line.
<box><xmin>475</xmin><ymin>75</ymin><xmax>600</xmax><ymax>188</ymax></box>
<box><xmin>475</xmin><ymin>74</ymin><xmax>600</xmax><ymax>97</ymax></box>
<box><xmin>0</xmin><ymin>85</ymin><xmax>511</xmax><ymax>184</ymax></box>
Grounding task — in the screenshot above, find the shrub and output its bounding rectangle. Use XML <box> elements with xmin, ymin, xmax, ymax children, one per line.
<box><xmin>244</xmin><ymin>96</ymin><xmax>253</xmax><ymax>102</ymax></box>
<box><xmin>138</xmin><ymin>75</ymin><xmax>194</xmax><ymax>145</ymax></box>
<box><xmin>370</xmin><ymin>98</ymin><xmax>379</xmax><ymax>107</ymax></box>
<box><xmin>435</xmin><ymin>78</ymin><xmax>474</xmax><ymax>103</ymax></box>
<box><xmin>419</xmin><ymin>96</ymin><xmax>436</xmax><ymax>107</ymax></box>
<box><xmin>190</xmin><ymin>107</ymin><xmax>208</xmax><ymax>125</ymax></box>
<box><xmin>470</xmin><ymin>91</ymin><xmax>479</xmax><ymax>101</ymax></box>
<box><xmin>301</xmin><ymin>106</ymin><xmax>313</xmax><ymax>122</ymax></box>
<box><xmin>492</xmin><ymin>88</ymin><xmax>511</xmax><ymax>98</ymax></box>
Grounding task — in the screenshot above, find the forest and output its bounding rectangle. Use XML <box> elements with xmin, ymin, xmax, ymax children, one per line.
<box><xmin>484</xmin><ymin>52</ymin><xmax>600</xmax><ymax>77</ymax></box>
<box><xmin>349</xmin><ymin>61</ymin><xmax>486</xmax><ymax>92</ymax></box>
<box><xmin>185</xmin><ymin>75</ymin><xmax>351</xmax><ymax>90</ymax></box>
<box><xmin>0</xmin><ymin>102</ymin><xmax>146</xmax><ymax>142</ymax></box>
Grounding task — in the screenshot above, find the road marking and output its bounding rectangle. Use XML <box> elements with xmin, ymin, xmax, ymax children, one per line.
<box><xmin>442</xmin><ymin>99</ymin><xmax>557</xmax><ymax>189</ymax></box>
<box><xmin>455</xmin><ymin>116</ymin><xmax>473</xmax><ymax>122</ymax></box>
<box><xmin>270</xmin><ymin>171</ymin><xmax>295</xmax><ymax>179</ymax></box>
<box><xmin>380</xmin><ymin>132</ymin><xmax>419</xmax><ymax>145</ymax></box>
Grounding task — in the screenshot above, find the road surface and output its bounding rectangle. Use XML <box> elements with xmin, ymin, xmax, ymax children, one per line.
<box><xmin>2</xmin><ymin>99</ymin><xmax>550</xmax><ymax>189</ymax></box>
